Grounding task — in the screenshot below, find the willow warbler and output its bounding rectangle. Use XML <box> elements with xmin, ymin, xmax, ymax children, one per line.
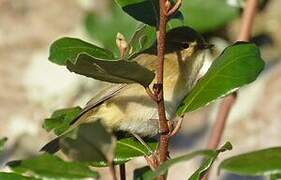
<box><xmin>41</xmin><ymin>27</ymin><xmax>212</xmax><ymax>153</ymax></box>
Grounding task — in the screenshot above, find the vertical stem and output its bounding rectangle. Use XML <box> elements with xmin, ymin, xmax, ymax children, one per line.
<box><xmin>156</xmin><ymin>0</ymin><xmax>170</xmax><ymax>164</ymax></box>
<box><xmin>206</xmin><ymin>93</ymin><xmax>237</xmax><ymax>149</ymax></box>
<box><xmin>237</xmin><ymin>0</ymin><xmax>259</xmax><ymax>41</ymax></box>
<box><xmin>207</xmin><ymin>0</ymin><xmax>259</xmax><ymax>150</ymax></box>
<box><xmin>119</xmin><ymin>164</ymin><xmax>126</xmax><ymax>180</ymax></box>
<box><xmin>204</xmin><ymin>0</ymin><xmax>259</xmax><ymax>179</ymax></box>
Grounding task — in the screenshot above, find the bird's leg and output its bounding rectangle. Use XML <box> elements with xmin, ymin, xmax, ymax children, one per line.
<box><xmin>167</xmin><ymin>120</ymin><xmax>174</xmax><ymax>133</ymax></box>
<box><xmin>131</xmin><ymin>133</ymin><xmax>160</xmax><ymax>169</ymax></box>
<box><xmin>131</xmin><ymin>133</ymin><xmax>154</xmax><ymax>154</ymax></box>
<box><xmin>166</xmin><ymin>0</ymin><xmax>182</xmax><ymax>16</ymax></box>
<box><xmin>168</xmin><ymin>118</ymin><xmax>183</xmax><ymax>137</ymax></box>
<box><xmin>145</xmin><ymin>87</ymin><xmax>159</xmax><ymax>102</ymax></box>
<box><xmin>144</xmin><ymin>155</ymin><xmax>158</xmax><ymax>170</ymax></box>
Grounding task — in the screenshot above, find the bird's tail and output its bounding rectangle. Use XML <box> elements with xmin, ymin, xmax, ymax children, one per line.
<box><xmin>40</xmin><ymin>137</ymin><xmax>60</xmax><ymax>154</ymax></box>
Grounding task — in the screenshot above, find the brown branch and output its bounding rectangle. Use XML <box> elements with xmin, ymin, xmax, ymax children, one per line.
<box><xmin>203</xmin><ymin>0</ymin><xmax>259</xmax><ymax>179</ymax></box>
<box><xmin>156</xmin><ymin>0</ymin><xmax>169</xmax><ymax>166</ymax></box>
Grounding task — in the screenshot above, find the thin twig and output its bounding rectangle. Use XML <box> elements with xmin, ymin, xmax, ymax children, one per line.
<box><xmin>207</xmin><ymin>93</ymin><xmax>237</xmax><ymax>149</ymax></box>
<box><xmin>237</xmin><ymin>0</ymin><xmax>259</xmax><ymax>41</ymax></box>
<box><xmin>207</xmin><ymin>0</ymin><xmax>259</xmax><ymax>151</ymax></box>
<box><xmin>119</xmin><ymin>164</ymin><xmax>126</xmax><ymax>180</ymax></box>
<box><xmin>132</xmin><ymin>133</ymin><xmax>154</xmax><ymax>154</ymax></box>
<box><xmin>203</xmin><ymin>0</ymin><xmax>259</xmax><ymax>179</ymax></box>
<box><xmin>145</xmin><ymin>87</ymin><xmax>159</xmax><ymax>102</ymax></box>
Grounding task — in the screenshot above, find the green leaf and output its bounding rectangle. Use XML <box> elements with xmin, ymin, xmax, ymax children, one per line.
<box><xmin>134</xmin><ymin>166</ymin><xmax>151</xmax><ymax>180</ymax></box>
<box><xmin>219</xmin><ymin>147</ymin><xmax>281</xmax><ymax>176</ymax></box>
<box><xmin>60</xmin><ymin>121</ymin><xmax>116</xmax><ymax>166</ymax></box>
<box><xmin>49</xmin><ymin>37</ymin><xmax>114</xmax><ymax>65</ymax></box>
<box><xmin>84</xmin><ymin>1</ymin><xmax>182</xmax><ymax>58</ymax></box>
<box><xmin>84</xmin><ymin>1</ymin><xmax>139</xmax><ymax>56</ymax></box>
<box><xmin>115</xmin><ymin>0</ymin><xmax>183</xmax><ymax>26</ymax></box>
<box><xmin>181</xmin><ymin>0</ymin><xmax>239</xmax><ymax>33</ymax></box>
<box><xmin>177</xmin><ymin>42</ymin><xmax>265</xmax><ymax>116</ymax></box>
<box><xmin>142</xmin><ymin>151</ymin><xmax>212</xmax><ymax>179</ymax></box>
<box><xmin>141</xmin><ymin>142</ymin><xmax>232</xmax><ymax>180</ymax></box>
<box><xmin>127</xmin><ymin>24</ymin><xmax>156</xmax><ymax>59</ymax></box>
<box><xmin>43</xmin><ymin>107</ymin><xmax>82</xmax><ymax>136</ymax></box>
<box><xmin>271</xmin><ymin>174</ymin><xmax>281</xmax><ymax>180</ymax></box>
<box><xmin>0</xmin><ymin>137</ymin><xmax>7</xmax><ymax>153</ymax></box>
<box><xmin>87</xmin><ymin>136</ymin><xmax>157</xmax><ymax>167</ymax></box>
<box><xmin>7</xmin><ymin>154</ymin><xmax>99</xmax><ymax>179</ymax></box>
<box><xmin>0</xmin><ymin>172</ymin><xmax>37</xmax><ymax>180</ymax></box>
<box><xmin>66</xmin><ymin>53</ymin><xmax>155</xmax><ymax>87</ymax></box>
<box><xmin>113</xmin><ymin>137</ymin><xmax>157</xmax><ymax>165</ymax></box>
<box><xmin>188</xmin><ymin>142</ymin><xmax>233</xmax><ymax>180</ymax></box>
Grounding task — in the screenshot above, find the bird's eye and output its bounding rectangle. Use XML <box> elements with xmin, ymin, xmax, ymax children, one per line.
<box><xmin>182</xmin><ymin>43</ymin><xmax>189</xmax><ymax>49</ymax></box>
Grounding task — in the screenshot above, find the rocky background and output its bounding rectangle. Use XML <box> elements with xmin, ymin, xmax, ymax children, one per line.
<box><xmin>0</xmin><ymin>0</ymin><xmax>280</xmax><ymax>179</ymax></box>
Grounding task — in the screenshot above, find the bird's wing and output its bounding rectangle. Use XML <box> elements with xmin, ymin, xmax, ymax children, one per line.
<box><xmin>70</xmin><ymin>83</ymin><xmax>127</xmax><ymax>125</ymax></box>
<box><xmin>40</xmin><ymin>83</ymin><xmax>127</xmax><ymax>154</ymax></box>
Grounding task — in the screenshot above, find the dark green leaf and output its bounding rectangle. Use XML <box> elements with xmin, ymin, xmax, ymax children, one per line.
<box><xmin>0</xmin><ymin>172</ymin><xmax>37</xmax><ymax>180</ymax></box>
<box><xmin>89</xmin><ymin>137</ymin><xmax>157</xmax><ymax>167</ymax></box>
<box><xmin>188</xmin><ymin>142</ymin><xmax>233</xmax><ymax>180</ymax></box>
<box><xmin>177</xmin><ymin>42</ymin><xmax>265</xmax><ymax>115</ymax></box>
<box><xmin>134</xmin><ymin>166</ymin><xmax>151</xmax><ymax>180</ymax></box>
<box><xmin>181</xmin><ymin>0</ymin><xmax>239</xmax><ymax>33</ymax></box>
<box><xmin>60</xmin><ymin>121</ymin><xmax>116</xmax><ymax>166</ymax></box>
<box><xmin>271</xmin><ymin>174</ymin><xmax>281</xmax><ymax>180</ymax></box>
<box><xmin>84</xmin><ymin>1</ymin><xmax>139</xmax><ymax>56</ymax></box>
<box><xmin>43</xmin><ymin>107</ymin><xmax>82</xmax><ymax>136</ymax></box>
<box><xmin>49</xmin><ymin>37</ymin><xmax>114</xmax><ymax>65</ymax></box>
<box><xmin>7</xmin><ymin>154</ymin><xmax>99</xmax><ymax>179</ymax></box>
<box><xmin>66</xmin><ymin>53</ymin><xmax>155</xmax><ymax>87</ymax></box>
<box><xmin>0</xmin><ymin>137</ymin><xmax>7</xmax><ymax>153</ymax></box>
<box><xmin>219</xmin><ymin>147</ymin><xmax>281</xmax><ymax>176</ymax></box>
<box><xmin>115</xmin><ymin>0</ymin><xmax>183</xmax><ymax>26</ymax></box>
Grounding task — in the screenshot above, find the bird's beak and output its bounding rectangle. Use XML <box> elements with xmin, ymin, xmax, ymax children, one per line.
<box><xmin>199</xmin><ymin>43</ymin><xmax>214</xmax><ymax>50</ymax></box>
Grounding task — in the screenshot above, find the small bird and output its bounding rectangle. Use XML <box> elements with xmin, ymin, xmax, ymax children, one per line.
<box><xmin>41</xmin><ymin>26</ymin><xmax>212</xmax><ymax>153</ymax></box>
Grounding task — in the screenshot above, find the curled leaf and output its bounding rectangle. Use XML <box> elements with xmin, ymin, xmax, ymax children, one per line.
<box><xmin>66</xmin><ymin>53</ymin><xmax>155</xmax><ymax>87</ymax></box>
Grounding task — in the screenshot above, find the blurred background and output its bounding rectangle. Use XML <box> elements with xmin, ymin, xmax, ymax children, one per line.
<box><xmin>0</xmin><ymin>0</ymin><xmax>280</xmax><ymax>179</ymax></box>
